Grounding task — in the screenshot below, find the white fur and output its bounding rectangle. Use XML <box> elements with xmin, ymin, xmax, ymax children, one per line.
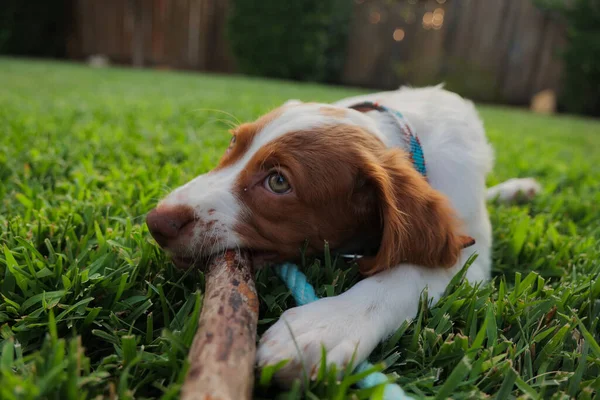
<box><xmin>256</xmin><ymin>86</ymin><xmax>541</xmax><ymax>382</ymax></box>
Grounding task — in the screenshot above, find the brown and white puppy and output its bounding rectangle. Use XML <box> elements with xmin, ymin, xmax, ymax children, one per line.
<box><xmin>146</xmin><ymin>85</ymin><xmax>540</xmax><ymax>383</ymax></box>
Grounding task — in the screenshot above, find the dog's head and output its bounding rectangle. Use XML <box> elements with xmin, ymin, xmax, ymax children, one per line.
<box><xmin>146</xmin><ymin>102</ymin><xmax>470</xmax><ymax>274</ymax></box>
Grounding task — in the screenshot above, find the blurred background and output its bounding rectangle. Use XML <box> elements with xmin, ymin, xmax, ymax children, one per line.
<box><xmin>1</xmin><ymin>0</ymin><xmax>598</xmax><ymax>117</ymax></box>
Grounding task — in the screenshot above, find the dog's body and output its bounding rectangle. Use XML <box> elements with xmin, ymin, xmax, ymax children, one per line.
<box><xmin>147</xmin><ymin>85</ymin><xmax>540</xmax><ymax>383</ymax></box>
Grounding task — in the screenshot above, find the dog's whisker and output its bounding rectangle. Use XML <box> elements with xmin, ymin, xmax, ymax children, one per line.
<box><xmin>188</xmin><ymin>108</ymin><xmax>242</xmax><ymax>125</ymax></box>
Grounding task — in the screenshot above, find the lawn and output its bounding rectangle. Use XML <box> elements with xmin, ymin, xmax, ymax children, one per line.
<box><xmin>0</xmin><ymin>58</ymin><xmax>599</xmax><ymax>400</ymax></box>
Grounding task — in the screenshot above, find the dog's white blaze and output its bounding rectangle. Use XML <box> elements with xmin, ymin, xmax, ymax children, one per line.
<box><xmin>235</xmin><ymin>103</ymin><xmax>384</xmax><ymax>172</ymax></box>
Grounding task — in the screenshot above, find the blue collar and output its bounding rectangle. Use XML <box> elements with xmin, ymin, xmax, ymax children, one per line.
<box><xmin>349</xmin><ymin>101</ymin><xmax>427</xmax><ymax>178</ymax></box>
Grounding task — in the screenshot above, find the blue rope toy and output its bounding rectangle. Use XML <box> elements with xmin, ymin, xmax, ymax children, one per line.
<box><xmin>269</xmin><ymin>101</ymin><xmax>423</xmax><ymax>399</ymax></box>
<box><xmin>274</xmin><ymin>263</ymin><xmax>413</xmax><ymax>399</ymax></box>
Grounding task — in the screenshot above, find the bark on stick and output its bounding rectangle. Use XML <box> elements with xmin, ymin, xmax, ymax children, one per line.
<box><xmin>181</xmin><ymin>250</ymin><xmax>258</xmax><ymax>400</ymax></box>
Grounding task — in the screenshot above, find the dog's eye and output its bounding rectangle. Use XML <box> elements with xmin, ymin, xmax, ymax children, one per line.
<box><xmin>265</xmin><ymin>172</ymin><xmax>291</xmax><ymax>194</ymax></box>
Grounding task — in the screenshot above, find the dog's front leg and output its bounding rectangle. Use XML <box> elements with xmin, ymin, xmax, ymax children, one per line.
<box><xmin>256</xmin><ymin>263</ymin><xmax>457</xmax><ymax>386</ymax></box>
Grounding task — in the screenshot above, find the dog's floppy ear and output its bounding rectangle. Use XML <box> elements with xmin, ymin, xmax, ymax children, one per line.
<box><xmin>356</xmin><ymin>148</ymin><xmax>473</xmax><ymax>275</ymax></box>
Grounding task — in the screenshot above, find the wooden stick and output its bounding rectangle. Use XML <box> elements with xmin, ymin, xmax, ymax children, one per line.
<box><xmin>181</xmin><ymin>250</ymin><xmax>258</xmax><ymax>400</ymax></box>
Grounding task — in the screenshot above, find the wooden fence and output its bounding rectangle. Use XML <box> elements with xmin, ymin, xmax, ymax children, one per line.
<box><xmin>66</xmin><ymin>0</ymin><xmax>566</xmax><ymax>104</ymax></box>
<box><xmin>67</xmin><ymin>0</ymin><xmax>235</xmax><ymax>72</ymax></box>
<box><xmin>343</xmin><ymin>0</ymin><xmax>566</xmax><ymax>103</ymax></box>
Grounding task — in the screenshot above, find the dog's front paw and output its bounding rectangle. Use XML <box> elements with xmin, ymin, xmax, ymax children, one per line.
<box><xmin>256</xmin><ymin>297</ymin><xmax>378</xmax><ymax>386</ymax></box>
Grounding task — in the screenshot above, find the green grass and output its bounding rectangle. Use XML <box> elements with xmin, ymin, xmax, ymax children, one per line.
<box><xmin>0</xmin><ymin>57</ymin><xmax>599</xmax><ymax>399</ymax></box>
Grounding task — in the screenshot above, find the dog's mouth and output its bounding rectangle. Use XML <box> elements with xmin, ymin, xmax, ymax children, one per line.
<box><xmin>169</xmin><ymin>249</ymin><xmax>280</xmax><ymax>270</ymax></box>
